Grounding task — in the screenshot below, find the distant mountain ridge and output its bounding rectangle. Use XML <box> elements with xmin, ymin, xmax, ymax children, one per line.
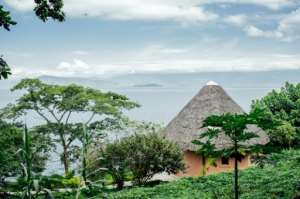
<box><xmin>1</xmin><ymin>70</ymin><xmax>300</xmax><ymax>90</ymax></box>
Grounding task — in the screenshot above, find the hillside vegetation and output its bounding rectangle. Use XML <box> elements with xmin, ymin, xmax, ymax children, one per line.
<box><xmin>108</xmin><ymin>150</ymin><xmax>300</xmax><ymax>199</ymax></box>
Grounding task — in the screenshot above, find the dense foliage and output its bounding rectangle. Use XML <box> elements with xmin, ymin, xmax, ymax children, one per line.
<box><xmin>251</xmin><ymin>82</ymin><xmax>300</xmax><ymax>149</ymax></box>
<box><xmin>0</xmin><ymin>121</ymin><xmax>52</xmax><ymax>186</ymax></box>
<box><xmin>108</xmin><ymin>149</ymin><xmax>300</xmax><ymax>199</ymax></box>
<box><xmin>97</xmin><ymin>131</ymin><xmax>184</xmax><ymax>188</ymax></box>
<box><xmin>0</xmin><ymin>120</ymin><xmax>22</xmax><ymax>184</ymax></box>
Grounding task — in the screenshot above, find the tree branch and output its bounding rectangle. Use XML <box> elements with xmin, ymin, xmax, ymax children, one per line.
<box><xmin>58</xmin><ymin>110</ymin><xmax>67</xmax><ymax>123</ymax></box>
<box><xmin>65</xmin><ymin>111</ymin><xmax>72</xmax><ymax>125</ymax></box>
<box><xmin>33</xmin><ymin>108</ymin><xmax>51</xmax><ymax>124</ymax></box>
<box><xmin>85</xmin><ymin>113</ymin><xmax>95</xmax><ymax>125</ymax></box>
<box><xmin>45</xmin><ymin>107</ymin><xmax>60</xmax><ymax>122</ymax></box>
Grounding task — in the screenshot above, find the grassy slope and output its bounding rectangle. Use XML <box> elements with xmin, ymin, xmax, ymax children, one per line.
<box><xmin>108</xmin><ymin>150</ymin><xmax>300</xmax><ymax>199</ymax></box>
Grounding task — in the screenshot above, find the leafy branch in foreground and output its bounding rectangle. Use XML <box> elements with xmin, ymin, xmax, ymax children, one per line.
<box><xmin>0</xmin><ymin>5</ymin><xmax>17</xmax><ymax>31</ymax></box>
<box><xmin>0</xmin><ymin>56</ymin><xmax>12</xmax><ymax>80</ymax></box>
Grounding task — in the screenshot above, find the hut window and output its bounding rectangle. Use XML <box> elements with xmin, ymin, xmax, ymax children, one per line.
<box><xmin>221</xmin><ymin>157</ymin><xmax>229</xmax><ymax>165</ymax></box>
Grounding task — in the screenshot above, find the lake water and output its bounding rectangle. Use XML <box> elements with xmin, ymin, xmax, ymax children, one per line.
<box><xmin>1</xmin><ymin>70</ymin><xmax>299</xmax><ymax>174</ymax></box>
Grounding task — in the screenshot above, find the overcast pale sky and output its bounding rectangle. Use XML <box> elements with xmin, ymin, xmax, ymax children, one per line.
<box><xmin>1</xmin><ymin>0</ymin><xmax>300</xmax><ymax>78</ymax></box>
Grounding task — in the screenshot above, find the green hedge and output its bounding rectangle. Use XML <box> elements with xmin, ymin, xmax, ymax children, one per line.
<box><xmin>108</xmin><ymin>150</ymin><xmax>300</xmax><ymax>199</ymax></box>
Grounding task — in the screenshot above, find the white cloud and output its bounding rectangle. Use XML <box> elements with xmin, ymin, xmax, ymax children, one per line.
<box><xmin>213</xmin><ymin>0</ymin><xmax>296</xmax><ymax>10</ymax></box>
<box><xmin>242</xmin><ymin>8</ymin><xmax>300</xmax><ymax>41</ymax></box>
<box><xmin>4</xmin><ymin>0</ymin><xmax>34</xmax><ymax>11</ymax></box>
<box><xmin>276</xmin><ymin>8</ymin><xmax>300</xmax><ymax>41</ymax></box>
<box><xmin>4</xmin><ymin>0</ymin><xmax>218</xmax><ymax>23</ymax></box>
<box><xmin>13</xmin><ymin>44</ymin><xmax>300</xmax><ymax>77</ymax></box>
<box><xmin>56</xmin><ymin>59</ymin><xmax>91</xmax><ymax>76</ymax></box>
<box><xmin>63</xmin><ymin>54</ymin><xmax>300</xmax><ymax>75</ymax></box>
<box><xmin>224</xmin><ymin>15</ymin><xmax>247</xmax><ymax>26</ymax></box>
<box><xmin>244</xmin><ymin>25</ymin><xmax>283</xmax><ymax>38</ymax></box>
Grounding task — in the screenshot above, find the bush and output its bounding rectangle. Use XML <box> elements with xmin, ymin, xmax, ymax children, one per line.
<box><xmin>125</xmin><ymin>133</ymin><xmax>184</xmax><ymax>186</ymax></box>
<box><xmin>99</xmin><ymin>132</ymin><xmax>184</xmax><ymax>188</ymax></box>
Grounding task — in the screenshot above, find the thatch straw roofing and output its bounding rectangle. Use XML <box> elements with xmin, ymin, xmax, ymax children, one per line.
<box><xmin>164</xmin><ymin>82</ymin><xmax>269</xmax><ymax>151</ymax></box>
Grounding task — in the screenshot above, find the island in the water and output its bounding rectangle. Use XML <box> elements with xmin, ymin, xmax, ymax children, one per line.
<box><xmin>133</xmin><ymin>83</ymin><xmax>163</xmax><ymax>88</ymax></box>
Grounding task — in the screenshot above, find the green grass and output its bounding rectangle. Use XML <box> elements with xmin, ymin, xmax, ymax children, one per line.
<box><xmin>107</xmin><ymin>150</ymin><xmax>300</xmax><ymax>199</ymax></box>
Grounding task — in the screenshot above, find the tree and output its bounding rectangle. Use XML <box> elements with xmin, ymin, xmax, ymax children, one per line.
<box><xmin>251</xmin><ymin>82</ymin><xmax>300</xmax><ymax>148</ymax></box>
<box><xmin>0</xmin><ymin>120</ymin><xmax>52</xmax><ymax>187</ymax></box>
<box><xmin>192</xmin><ymin>112</ymin><xmax>270</xmax><ymax>199</ymax></box>
<box><xmin>1</xmin><ymin>78</ymin><xmax>139</xmax><ymax>175</ymax></box>
<box><xmin>0</xmin><ymin>1</ymin><xmax>65</xmax><ymax>79</ymax></box>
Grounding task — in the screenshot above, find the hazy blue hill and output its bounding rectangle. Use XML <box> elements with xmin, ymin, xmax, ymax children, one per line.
<box><xmin>1</xmin><ymin>69</ymin><xmax>295</xmax><ymax>91</ymax></box>
<box><xmin>109</xmin><ymin>70</ymin><xmax>300</xmax><ymax>89</ymax></box>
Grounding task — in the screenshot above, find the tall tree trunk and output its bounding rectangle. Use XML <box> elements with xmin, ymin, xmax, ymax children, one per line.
<box><xmin>234</xmin><ymin>142</ymin><xmax>239</xmax><ymax>199</ymax></box>
<box><xmin>62</xmin><ymin>145</ymin><xmax>69</xmax><ymax>175</ymax></box>
<box><xmin>59</xmin><ymin>125</ymin><xmax>69</xmax><ymax>176</ymax></box>
<box><xmin>82</xmin><ymin>126</ymin><xmax>88</xmax><ymax>185</ymax></box>
<box><xmin>24</xmin><ymin>125</ymin><xmax>32</xmax><ymax>199</ymax></box>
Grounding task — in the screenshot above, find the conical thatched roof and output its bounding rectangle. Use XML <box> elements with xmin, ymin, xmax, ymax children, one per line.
<box><xmin>164</xmin><ymin>82</ymin><xmax>269</xmax><ymax>151</ymax></box>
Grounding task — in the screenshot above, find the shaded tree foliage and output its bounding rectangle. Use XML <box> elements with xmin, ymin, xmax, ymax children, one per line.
<box><xmin>0</xmin><ymin>120</ymin><xmax>52</xmax><ymax>185</ymax></box>
<box><xmin>1</xmin><ymin>78</ymin><xmax>139</xmax><ymax>175</ymax></box>
<box><xmin>251</xmin><ymin>82</ymin><xmax>300</xmax><ymax>148</ymax></box>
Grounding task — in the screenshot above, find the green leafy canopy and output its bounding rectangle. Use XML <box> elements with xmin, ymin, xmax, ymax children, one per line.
<box><xmin>251</xmin><ymin>82</ymin><xmax>300</xmax><ymax>149</ymax></box>
<box><xmin>1</xmin><ymin>78</ymin><xmax>140</xmax><ymax>175</ymax></box>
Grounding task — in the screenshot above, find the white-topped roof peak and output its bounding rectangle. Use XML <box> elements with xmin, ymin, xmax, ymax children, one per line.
<box><xmin>206</xmin><ymin>81</ymin><xmax>219</xmax><ymax>86</ymax></box>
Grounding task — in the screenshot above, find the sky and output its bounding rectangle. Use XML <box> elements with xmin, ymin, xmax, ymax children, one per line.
<box><xmin>1</xmin><ymin>0</ymin><xmax>300</xmax><ymax>78</ymax></box>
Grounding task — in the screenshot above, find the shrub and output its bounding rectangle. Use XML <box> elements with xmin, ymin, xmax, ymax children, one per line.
<box><xmin>125</xmin><ymin>133</ymin><xmax>184</xmax><ymax>186</ymax></box>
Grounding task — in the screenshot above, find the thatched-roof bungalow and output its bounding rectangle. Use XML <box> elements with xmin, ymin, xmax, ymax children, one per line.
<box><xmin>164</xmin><ymin>81</ymin><xmax>269</xmax><ymax>177</ymax></box>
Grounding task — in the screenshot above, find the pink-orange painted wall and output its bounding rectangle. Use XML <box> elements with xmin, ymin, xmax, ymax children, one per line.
<box><xmin>177</xmin><ymin>151</ymin><xmax>251</xmax><ymax>177</ymax></box>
